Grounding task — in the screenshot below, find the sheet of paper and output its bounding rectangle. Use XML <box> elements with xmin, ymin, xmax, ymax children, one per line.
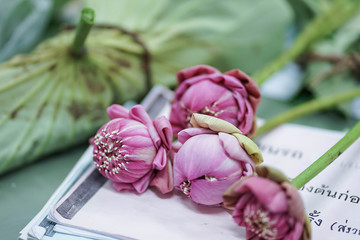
<box><xmin>50</xmin><ymin>165</ymin><xmax>244</xmax><ymax>240</ymax></box>
<box><xmin>256</xmin><ymin>124</ymin><xmax>360</xmax><ymax>240</ymax></box>
<box><xmin>18</xmin><ymin>146</ymin><xmax>94</xmax><ymax>240</ymax></box>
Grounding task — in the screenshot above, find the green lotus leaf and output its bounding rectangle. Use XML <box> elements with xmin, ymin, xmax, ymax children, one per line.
<box><xmin>0</xmin><ymin>25</ymin><xmax>150</xmax><ymax>174</ymax></box>
<box><xmin>0</xmin><ymin>0</ymin><xmax>68</xmax><ymax>62</ymax></box>
<box><xmin>83</xmin><ymin>0</ymin><xmax>293</xmax><ymax>75</ymax></box>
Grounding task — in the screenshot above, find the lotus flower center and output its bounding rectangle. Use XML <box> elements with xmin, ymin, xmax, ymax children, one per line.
<box><xmin>180</xmin><ymin>101</ymin><xmax>224</xmax><ymax>128</ymax></box>
<box><xmin>200</xmin><ymin>105</ymin><xmax>224</xmax><ymax>116</ymax></box>
<box><xmin>93</xmin><ymin>127</ymin><xmax>129</xmax><ymax>175</ymax></box>
<box><xmin>204</xmin><ymin>175</ymin><xmax>218</xmax><ymax>181</ymax></box>
<box><xmin>180</xmin><ymin>180</ymin><xmax>192</xmax><ymax>197</ymax></box>
<box><xmin>244</xmin><ymin>203</ymin><xmax>278</xmax><ymax>240</ymax></box>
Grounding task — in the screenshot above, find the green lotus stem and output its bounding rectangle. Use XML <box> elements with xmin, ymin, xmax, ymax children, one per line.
<box><xmin>253</xmin><ymin>87</ymin><xmax>360</xmax><ymax>139</ymax></box>
<box><xmin>252</xmin><ymin>0</ymin><xmax>360</xmax><ymax>86</ymax></box>
<box><xmin>71</xmin><ymin>8</ymin><xmax>95</xmax><ymax>56</ymax></box>
<box><xmin>291</xmin><ymin>120</ymin><xmax>360</xmax><ymax>189</ymax></box>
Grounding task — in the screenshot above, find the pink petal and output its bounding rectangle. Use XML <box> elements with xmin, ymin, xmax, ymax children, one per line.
<box><xmin>218</xmin><ymin>132</ymin><xmax>254</xmax><ymax>165</ymax></box>
<box><xmin>177</xmin><ymin>128</ymin><xmax>215</xmax><ymax>144</ymax></box>
<box><xmin>210</xmin><ymin>91</ymin><xmax>239</xmax><ymax>126</ymax></box>
<box><xmin>235</xmin><ymin>177</ymin><xmax>288</xmax><ymax>213</ymax></box>
<box><xmin>212</xmin><ymin>74</ymin><xmax>248</xmax><ymax>98</ymax></box>
<box><xmin>208</xmin><ymin>158</ymin><xmax>243</xmax><ymax>179</ymax></box>
<box><xmin>121</xmin><ymin>147</ymin><xmax>156</xmax><ymax>163</ymax></box>
<box><xmin>177</xmin><ymin>65</ymin><xmax>220</xmax><ymax>84</ymax></box>
<box><xmin>190</xmin><ymin>176</ymin><xmax>241</xmax><ymax>205</ymax></box>
<box><xmin>225</xmin><ymin>69</ymin><xmax>261</xmax><ymax>116</ymax></box>
<box><xmin>153</xmin><ymin>116</ymin><xmax>173</xmax><ymax>150</ymax></box>
<box><xmin>282</xmin><ymin>182</ymin><xmax>305</xmax><ymax>222</ymax></box>
<box><xmin>150</xmin><ymin>160</ymin><xmax>174</xmax><ymax>194</ymax></box>
<box><xmin>169</xmin><ymin>102</ymin><xmax>188</xmax><ymax>134</ymax></box>
<box><xmin>112</xmin><ymin>182</ymin><xmax>135</xmax><ymax>192</ymax></box>
<box><xmin>234</xmin><ymin>94</ymin><xmax>254</xmax><ymax>134</ymax></box>
<box><xmin>107</xmin><ymin>104</ymin><xmax>130</xmax><ymax>120</ymax></box>
<box><xmin>108</xmin><ymin>119</ymin><xmax>148</xmax><ymax>138</ymax></box>
<box><xmin>171</xmin><ymin>140</ymin><xmax>182</xmax><ymax>153</ymax></box>
<box><xmin>146</xmin><ymin>124</ymin><xmax>162</xmax><ymax>149</ymax></box>
<box><xmin>232</xmin><ymin>193</ymin><xmax>254</xmax><ymax>226</ymax></box>
<box><xmin>129</xmin><ymin>105</ymin><xmax>152</xmax><ymax>125</ymax></box>
<box><xmin>284</xmin><ymin>221</ymin><xmax>304</xmax><ymax>240</ymax></box>
<box><xmin>180</xmin><ymin>81</ymin><xmax>228</xmax><ymax>111</ymax></box>
<box><xmin>174</xmin><ymin>134</ymin><xmax>227</xmax><ymax>185</ymax></box>
<box><xmin>111</xmin><ymin>161</ymin><xmax>151</xmax><ymax>183</ymax></box>
<box><xmin>121</xmin><ymin>135</ymin><xmax>155</xmax><ymax>149</ymax></box>
<box><xmin>132</xmin><ymin>170</ymin><xmax>154</xmax><ymax>193</ymax></box>
<box><xmin>89</xmin><ymin>137</ymin><xmax>95</xmax><ymax>145</ymax></box>
<box><xmin>152</xmin><ymin>147</ymin><xmax>167</xmax><ymax>170</ymax></box>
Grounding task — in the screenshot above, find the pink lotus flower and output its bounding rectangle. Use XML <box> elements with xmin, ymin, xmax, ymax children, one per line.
<box><xmin>169</xmin><ymin>65</ymin><xmax>261</xmax><ymax>137</ymax></box>
<box><xmin>90</xmin><ymin>104</ymin><xmax>173</xmax><ymax>194</ymax></box>
<box><xmin>223</xmin><ymin>166</ymin><xmax>311</xmax><ymax>240</ymax></box>
<box><xmin>173</xmin><ymin>113</ymin><xmax>263</xmax><ymax>205</ymax></box>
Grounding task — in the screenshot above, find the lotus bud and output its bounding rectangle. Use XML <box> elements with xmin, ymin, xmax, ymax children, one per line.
<box><xmin>91</xmin><ymin>104</ymin><xmax>173</xmax><ymax>194</ymax></box>
<box><xmin>170</xmin><ymin>65</ymin><xmax>261</xmax><ymax>137</ymax></box>
<box><xmin>223</xmin><ymin>166</ymin><xmax>311</xmax><ymax>240</ymax></box>
<box><xmin>173</xmin><ymin>113</ymin><xmax>263</xmax><ymax>205</ymax></box>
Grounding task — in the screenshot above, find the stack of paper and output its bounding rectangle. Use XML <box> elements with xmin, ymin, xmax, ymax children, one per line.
<box><xmin>19</xmin><ymin>86</ymin><xmax>360</xmax><ymax>240</ymax></box>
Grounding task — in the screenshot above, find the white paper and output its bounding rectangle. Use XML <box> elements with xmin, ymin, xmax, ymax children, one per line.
<box><xmin>18</xmin><ymin>147</ymin><xmax>94</xmax><ymax>240</ymax></box>
<box><xmin>51</xmin><ymin>165</ymin><xmax>244</xmax><ymax>240</ymax></box>
<box><xmin>256</xmin><ymin>124</ymin><xmax>360</xmax><ymax>240</ymax></box>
